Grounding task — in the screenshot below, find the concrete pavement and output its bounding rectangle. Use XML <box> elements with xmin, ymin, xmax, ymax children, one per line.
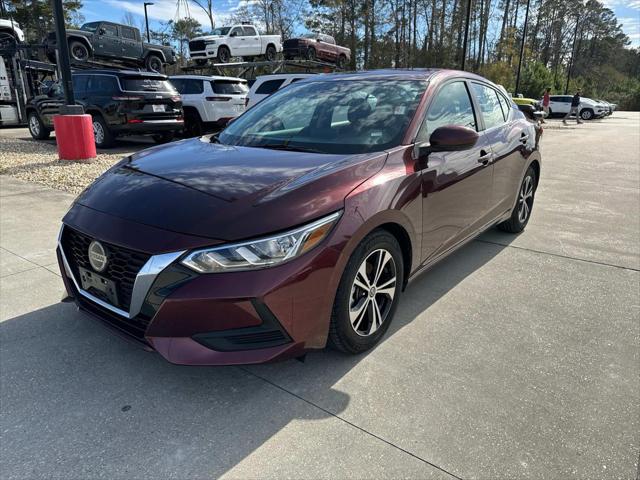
<box><xmin>1</xmin><ymin>114</ymin><xmax>639</xmax><ymax>479</ymax></box>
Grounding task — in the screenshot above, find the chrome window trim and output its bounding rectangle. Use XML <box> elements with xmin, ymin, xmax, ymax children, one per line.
<box><xmin>57</xmin><ymin>225</ymin><xmax>185</xmax><ymax>320</ymax></box>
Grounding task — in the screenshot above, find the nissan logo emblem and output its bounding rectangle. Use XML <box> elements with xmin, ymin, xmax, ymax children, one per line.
<box><xmin>88</xmin><ymin>241</ymin><xmax>108</xmax><ymax>272</ymax></box>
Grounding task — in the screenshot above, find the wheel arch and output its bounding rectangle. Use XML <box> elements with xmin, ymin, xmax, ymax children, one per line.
<box><xmin>144</xmin><ymin>49</ymin><xmax>166</xmax><ymax>62</ymax></box>
<box><xmin>67</xmin><ymin>35</ymin><xmax>93</xmax><ymax>52</ymax></box>
<box><xmin>375</xmin><ymin>222</ymin><xmax>413</xmax><ymax>291</ymax></box>
<box><xmin>528</xmin><ymin>158</ymin><xmax>541</xmax><ymax>189</ymax></box>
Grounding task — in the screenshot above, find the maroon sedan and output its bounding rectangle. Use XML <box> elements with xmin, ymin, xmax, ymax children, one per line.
<box><xmin>283</xmin><ymin>33</ymin><xmax>351</xmax><ymax>68</ymax></box>
<box><xmin>57</xmin><ymin>69</ymin><xmax>541</xmax><ymax>365</ymax></box>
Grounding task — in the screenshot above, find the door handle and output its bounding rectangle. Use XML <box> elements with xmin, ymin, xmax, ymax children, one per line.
<box><xmin>478</xmin><ymin>150</ymin><xmax>493</xmax><ymax>165</ymax></box>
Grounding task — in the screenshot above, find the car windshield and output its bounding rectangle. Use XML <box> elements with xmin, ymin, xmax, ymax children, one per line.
<box><xmin>210</xmin><ymin>27</ymin><xmax>231</xmax><ymax>36</ymax></box>
<box><xmin>219</xmin><ymin>79</ymin><xmax>426</xmax><ymax>154</ymax></box>
<box><xmin>121</xmin><ymin>77</ymin><xmax>177</xmax><ymax>92</ymax></box>
<box><xmin>81</xmin><ymin>22</ymin><xmax>100</xmax><ymax>32</ymax></box>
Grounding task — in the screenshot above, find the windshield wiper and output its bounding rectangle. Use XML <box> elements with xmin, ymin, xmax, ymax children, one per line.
<box><xmin>257</xmin><ymin>143</ymin><xmax>325</xmax><ymax>154</ymax></box>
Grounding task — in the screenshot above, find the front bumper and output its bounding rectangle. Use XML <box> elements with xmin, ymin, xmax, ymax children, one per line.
<box><xmin>56</xmin><ymin>210</ymin><xmax>345</xmax><ymax>365</ymax></box>
<box><xmin>190</xmin><ymin>46</ymin><xmax>218</xmax><ymax>59</ymax></box>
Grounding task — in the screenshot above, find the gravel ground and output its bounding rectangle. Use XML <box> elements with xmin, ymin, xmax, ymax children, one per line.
<box><xmin>0</xmin><ymin>135</ymin><xmax>139</xmax><ymax>194</ymax></box>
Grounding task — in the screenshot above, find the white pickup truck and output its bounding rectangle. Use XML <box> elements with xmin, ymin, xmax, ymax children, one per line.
<box><xmin>188</xmin><ymin>25</ymin><xmax>282</xmax><ymax>64</ymax></box>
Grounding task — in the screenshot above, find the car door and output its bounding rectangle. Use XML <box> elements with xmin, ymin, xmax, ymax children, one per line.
<box><xmin>119</xmin><ymin>26</ymin><xmax>143</xmax><ymax>60</ymax></box>
<box><xmin>418</xmin><ymin>79</ymin><xmax>495</xmax><ymax>262</ymax></box>
<box><xmin>94</xmin><ymin>23</ymin><xmax>120</xmax><ymax>57</ymax></box>
<box><xmin>471</xmin><ymin>82</ymin><xmax>527</xmax><ymax>218</ymax></box>
<box><xmin>549</xmin><ymin>95</ymin><xmax>568</xmax><ymax>114</ymax></box>
<box><xmin>227</xmin><ymin>26</ymin><xmax>244</xmax><ymax>57</ymax></box>
<box><xmin>242</xmin><ymin>26</ymin><xmax>260</xmax><ymax>56</ymax></box>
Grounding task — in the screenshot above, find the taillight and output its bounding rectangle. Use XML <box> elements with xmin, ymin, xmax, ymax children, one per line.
<box><xmin>112</xmin><ymin>96</ymin><xmax>142</xmax><ymax>101</ymax></box>
<box><xmin>206</xmin><ymin>96</ymin><xmax>231</xmax><ymax>102</ymax></box>
<box><xmin>127</xmin><ymin>119</ymin><xmax>143</xmax><ymax>124</ymax></box>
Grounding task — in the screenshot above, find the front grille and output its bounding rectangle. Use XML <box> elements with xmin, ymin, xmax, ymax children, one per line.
<box><xmin>61</xmin><ymin>226</ymin><xmax>151</xmax><ymax>312</ymax></box>
<box><xmin>189</xmin><ymin>40</ymin><xmax>206</xmax><ymax>52</ymax></box>
<box><xmin>226</xmin><ymin>330</ymin><xmax>286</xmax><ymax>345</ymax></box>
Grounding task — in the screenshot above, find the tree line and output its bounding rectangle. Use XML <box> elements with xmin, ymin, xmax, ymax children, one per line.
<box><xmin>4</xmin><ymin>0</ymin><xmax>639</xmax><ymax>108</ymax></box>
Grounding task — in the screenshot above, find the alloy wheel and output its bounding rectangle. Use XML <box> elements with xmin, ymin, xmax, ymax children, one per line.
<box><xmin>93</xmin><ymin>121</ymin><xmax>105</xmax><ymax>145</ymax></box>
<box><xmin>71</xmin><ymin>44</ymin><xmax>88</xmax><ymax>61</ymax></box>
<box><xmin>29</xmin><ymin>115</ymin><xmax>40</xmax><ymax>136</ymax></box>
<box><xmin>349</xmin><ymin>248</ymin><xmax>397</xmax><ymax>337</ymax></box>
<box><xmin>518</xmin><ymin>175</ymin><xmax>534</xmax><ymax>223</ymax></box>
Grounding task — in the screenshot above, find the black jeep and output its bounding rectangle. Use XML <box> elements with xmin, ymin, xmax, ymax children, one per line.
<box><xmin>44</xmin><ymin>22</ymin><xmax>175</xmax><ymax>73</ymax></box>
<box><xmin>26</xmin><ymin>70</ymin><xmax>183</xmax><ymax>148</ymax></box>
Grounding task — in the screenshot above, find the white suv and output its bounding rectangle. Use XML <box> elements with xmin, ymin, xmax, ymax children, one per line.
<box><xmin>546</xmin><ymin>95</ymin><xmax>606</xmax><ymax>120</ymax></box>
<box><xmin>170</xmin><ymin>75</ymin><xmax>248</xmax><ymax>136</ymax></box>
<box><xmin>246</xmin><ymin>74</ymin><xmax>315</xmax><ymax>108</ymax></box>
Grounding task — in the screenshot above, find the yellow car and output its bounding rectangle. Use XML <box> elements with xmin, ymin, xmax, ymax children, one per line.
<box><xmin>513</xmin><ymin>96</ymin><xmax>542</xmax><ymax>110</ymax></box>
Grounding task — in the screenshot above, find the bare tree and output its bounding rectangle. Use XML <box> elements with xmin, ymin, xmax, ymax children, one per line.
<box><xmin>192</xmin><ymin>0</ymin><xmax>215</xmax><ymax>30</ymax></box>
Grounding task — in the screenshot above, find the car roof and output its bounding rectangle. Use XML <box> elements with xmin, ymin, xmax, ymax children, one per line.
<box><xmin>170</xmin><ymin>74</ymin><xmax>246</xmax><ymax>82</ymax></box>
<box><xmin>254</xmin><ymin>73</ymin><xmax>316</xmax><ymax>82</ymax></box>
<box><xmin>71</xmin><ymin>69</ymin><xmax>168</xmax><ymax>79</ymax></box>
<box><xmin>291</xmin><ymin>68</ymin><xmax>493</xmax><ymax>83</ymax></box>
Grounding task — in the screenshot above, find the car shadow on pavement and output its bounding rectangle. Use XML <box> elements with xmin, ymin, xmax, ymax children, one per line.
<box><xmin>0</xmin><ymin>231</ymin><xmax>515</xmax><ymax>479</ymax></box>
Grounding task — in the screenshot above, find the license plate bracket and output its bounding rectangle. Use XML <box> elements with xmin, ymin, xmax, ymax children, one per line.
<box><xmin>152</xmin><ymin>104</ymin><xmax>165</xmax><ymax>112</ymax></box>
<box><xmin>79</xmin><ymin>267</ymin><xmax>119</xmax><ymax>307</ymax></box>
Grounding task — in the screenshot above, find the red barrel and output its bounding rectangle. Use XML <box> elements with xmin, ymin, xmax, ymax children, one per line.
<box><xmin>53</xmin><ymin>114</ymin><xmax>96</xmax><ymax>161</ymax></box>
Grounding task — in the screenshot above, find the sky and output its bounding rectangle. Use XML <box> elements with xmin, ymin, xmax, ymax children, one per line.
<box><xmin>82</xmin><ymin>0</ymin><xmax>640</xmax><ymax>47</ymax></box>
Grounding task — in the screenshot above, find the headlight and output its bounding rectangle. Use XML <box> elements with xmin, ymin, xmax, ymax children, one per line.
<box><xmin>205</xmin><ymin>40</ymin><xmax>217</xmax><ymax>45</ymax></box>
<box><xmin>181</xmin><ymin>211</ymin><xmax>341</xmax><ymax>273</ymax></box>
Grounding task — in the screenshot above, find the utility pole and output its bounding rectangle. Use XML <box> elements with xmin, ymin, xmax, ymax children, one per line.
<box><xmin>514</xmin><ymin>0</ymin><xmax>531</xmax><ymax>95</ymax></box>
<box><xmin>565</xmin><ymin>15</ymin><xmax>580</xmax><ymax>94</ymax></box>
<box><xmin>144</xmin><ymin>2</ymin><xmax>154</xmax><ymax>43</ymax></box>
<box><xmin>52</xmin><ymin>0</ymin><xmax>75</xmax><ymax>107</ymax></box>
<box><xmin>461</xmin><ymin>0</ymin><xmax>472</xmax><ymax>70</ymax></box>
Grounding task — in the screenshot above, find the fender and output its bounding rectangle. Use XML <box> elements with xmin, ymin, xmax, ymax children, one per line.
<box><xmin>67</xmin><ymin>35</ymin><xmax>93</xmax><ymax>53</ymax></box>
<box><xmin>144</xmin><ymin>48</ymin><xmax>166</xmax><ymax>62</ymax></box>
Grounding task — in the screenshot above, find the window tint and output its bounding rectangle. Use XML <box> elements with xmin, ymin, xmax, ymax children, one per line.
<box><xmin>212</xmin><ymin>80</ymin><xmax>248</xmax><ymax>94</ymax></box>
<box><xmin>496</xmin><ymin>93</ymin><xmax>511</xmax><ymax>121</ymax></box>
<box><xmin>171</xmin><ymin>79</ymin><xmax>203</xmax><ymax>94</ymax></box>
<box><xmin>255</xmin><ymin>79</ymin><xmax>285</xmax><ymax>95</ymax></box>
<box><xmin>86</xmin><ymin>75</ymin><xmax>119</xmax><ymax>94</ymax></box>
<box><xmin>72</xmin><ymin>75</ymin><xmax>88</xmax><ymax>95</ymax></box>
<box><xmin>101</xmin><ymin>24</ymin><xmax>118</xmax><ymax>36</ymax></box>
<box><xmin>243</xmin><ymin>26</ymin><xmax>257</xmax><ymax>36</ymax></box>
<box><xmin>471</xmin><ymin>83</ymin><xmax>505</xmax><ymax>130</ymax></box>
<box><xmin>121</xmin><ymin>27</ymin><xmax>137</xmax><ymax>40</ymax></box>
<box><xmin>418</xmin><ymin>81</ymin><xmax>476</xmax><ymax>141</ymax></box>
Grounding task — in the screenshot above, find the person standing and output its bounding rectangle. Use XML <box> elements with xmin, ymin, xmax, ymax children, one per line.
<box><xmin>541</xmin><ymin>87</ymin><xmax>551</xmax><ymax>123</ymax></box>
<box><xmin>563</xmin><ymin>90</ymin><xmax>583</xmax><ymax>125</ymax></box>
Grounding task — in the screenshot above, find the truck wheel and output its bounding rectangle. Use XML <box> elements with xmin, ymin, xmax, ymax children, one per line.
<box><xmin>265</xmin><ymin>45</ymin><xmax>277</xmax><ymax>61</ymax></box>
<box><xmin>27</xmin><ymin>112</ymin><xmax>50</xmax><ymax>140</ymax></box>
<box><xmin>69</xmin><ymin>40</ymin><xmax>90</xmax><ymax>62</ymax></box>
<box><xmin>92</xmin><ymin>115</ymin><xmax>114</xmax><ymax>149</ymax></box>
<box><xmin>217</xmin><ymin>46</ymin><xmax>230</xmax><ymax>63</ymax></box>
<box><xmin>306</xmin><ymin>47</ymin><xmax>316</xmax><ymax>61</ymax></box>
<box><xmin>337</xmin><ymin>54</ymin><xmax>347</xmax><ymax>69</ymax></box>
<box><xmin>145</xmin><ymin>54</ymin><xmax>164</xmax><ymax>73</ymax></box>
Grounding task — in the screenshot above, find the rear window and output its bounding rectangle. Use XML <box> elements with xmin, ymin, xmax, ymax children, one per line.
<box><xmin>121</xmin><ymin>77</ymin><xmax>177</xmax><ymax>93</ymax></box>
<box><xmin>171</xmin><ymin>79</ymin><xmax>204</xmax><ymax>95</ymax></box>
<box><xmin>255</xmin><ymin>79</ymin><xmax>285</xmax><ymax>95</ymax></box>
<box><xmin>211</xmin><ymin>80</ymin><xmax>248</xmax><ymax>95</ymax></box>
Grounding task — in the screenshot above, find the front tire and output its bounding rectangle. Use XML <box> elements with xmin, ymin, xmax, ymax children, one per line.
<box><xmin>145</xmin><ymin>54</ymin><xmax>164</xmax><ymax>73</ymax></box>
<box><xmin>68</xmin><ymin>40</ymin><xmax>90</xmax><ymax>62</ymax></box>
<box><xmin>27</xmin><ymin>112</ymin><xmax>50</xmax><ymax>140</ymax></box>
<box><xmin>217</xmin><ymin>46</ymin><xmax>230</xmax><ymax>63</ymax></box>
<box><xmin>91</xmin><ymin>114</ymin><xmax>114</xmax><ymax>149</ymax></box>
<box><xmin>580</xmin><ymin>108</ymin><xmax>594</xmax><ymax>120</ymax></box>
<box><xmin>329</xmin><ymin>230</ymin><xmax>404</xmax><ymax>354</ymax></box>
<box><xmin>497</xmin><ymin>166</ymin><xmax>537</xmax><ymax>233</ymax></box>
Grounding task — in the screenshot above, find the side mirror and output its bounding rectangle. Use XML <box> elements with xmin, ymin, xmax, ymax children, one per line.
<box><xmin>429</xmin><ymin>125</ymin><xmax>478</xmax><ymax>152</ymax></box>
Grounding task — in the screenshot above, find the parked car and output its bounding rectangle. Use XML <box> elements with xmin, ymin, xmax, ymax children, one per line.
<box><xmin>55</xmin><ymin>69</ymin><xmax>541</xmax><ymax>365</ymax></box>
<box><xmin>26</xmin><ymin>70</ymin><xmax>183</xmax><ymax>148</ymax></box>
<box><xmin>512</xmin><ymin>96</ymin><xmax>541</xmax><ymax>111</ymax></box>
<box><xmin>44</xmin><ymin>21</ymin><xmax>176</xmax><ymax>73</ymax></box>
<box><xmin>595</xmin><ymin>99</ymin><xmax>614</xmax><ymax>116</ymax></box>
<box><xmin>188</xmin><ymin>24</ymin><xmax>282</xmax><ymax>64</ymax></box>
<box><xmin>170</xmin><ymin>75</ymin><xmax>248</xmax><ymax>136</ymax></box>
<box><xmin>283</xmin><ymin>33</ymin><xmax>351</xmax><ymax>68</ymax></box>
<box><xmin>246</xmin><ymin>73</ymin><xmax>315</xmax><ymax>108</ymax></box>
<box><xmin>545</xmin><ymin>95</ymin><xmax>606</xmax><ymax>120</ymax></box>
<box><xmin>0</xmin><ymin>18</ymin><xmax>25</xmax><ymax>45</ymax></box>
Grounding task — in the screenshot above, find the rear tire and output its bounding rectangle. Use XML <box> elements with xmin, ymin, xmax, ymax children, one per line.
<box><xmin>337</xmin><ymin>54</ymin><xmax>347</xmax><ymax>69</ymax></box>
<box><xmin>184</xmin><ymin>109</ymin><xmax>204</xmax><ymax>137</ymax></box>
<box><xmin>497</xmin><ymin>166</ymin><xmax>537</xmax><ymax>233</ymax></box>
<box><xmin>91</xmin><ymin>114</ymin><xmax>114</xmax><ymax>149</ymax></box>
<box><xmin>27</xmin><ymin>112</ymin><xmax>50</xmax><ymax>140</ymax></box>
<box><xmin>265</xmin><ymin>45</ymin><xmax>277</xmax><ymax>61</ymax></box>
<box><xmin>328</xmin><ymin>230</ymin><xmax>404</xmax><ymax>354</ymax></box>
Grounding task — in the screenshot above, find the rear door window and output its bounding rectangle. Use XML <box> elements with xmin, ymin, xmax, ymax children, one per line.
<box><xmin>417</xmin><ymin>81</ymin><xmax>477</xmax><ymax>141</ymax></box>
<box><xmin>121</xmin><ymin>26</ymin><xmax>137</xmax><ymax>40</ymax></box>
<box><xmin>243</xmin><ymin>26</ymin><xmax>257</xmax><ymax>36</ymax></box>
<box><xmin>101</xmin><ymin>24</ymin><xmax>118</xmax><ymax>36</ymax></box>
<box><xmin>212</xmin><ymin>80</ymin><xmax>248</xmax><ymax>94</ymax></box>
<box><xmin>72</xmin><ymin>75</ymin><xmax>88</xmax><ymax>96</ymax></box>
<box><xmin>255</xmin><ymin>79</ymin><xmax>285</xmax><ymax>95</ymax></box>
<box><xmin>121</xmin><ymin>77</ymin><xmax>177</xmax><ymax>93</ymax></box>
<box><xmin>471</xmin><ymin>82</ymin><xmax>506</xmax><ymax>130</ymax></box>
<box><xmin>86</xmin><ymin>75</ymin><xmax>119</xmax><ymax>94</ymax></box>
<box><xmin>171</xmin><ymin>79</ymin><xmax>203</xmax><ymax>95</ymax></box>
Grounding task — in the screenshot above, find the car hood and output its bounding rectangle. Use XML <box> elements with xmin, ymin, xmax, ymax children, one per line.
<box><xmin>65</xmin><ymin>29</ymin><xmax>91</xmax><ymax>37</ymax></box>
<box><xmin>72</xmin><ymin>137</ymin><xmax>387</xmax><ymax>242</ymax></box>
<box><xmin>192</xmin><ymin>34</ymin><xmax>225</xmax><ymax>41</ymax></box>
